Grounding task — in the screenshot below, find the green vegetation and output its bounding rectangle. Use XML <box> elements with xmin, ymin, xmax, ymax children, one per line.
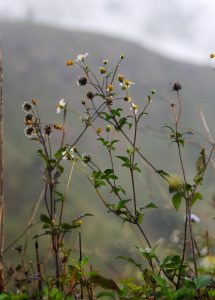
<box><xmin>1</xmin><ymin>22</ymin><xmax>215</xmax><ymax>299</ymax></box>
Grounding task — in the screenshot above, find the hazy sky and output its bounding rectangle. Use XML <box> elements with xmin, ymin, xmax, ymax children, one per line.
<box><xmin>0</xmin><ymin>0</ymin><xmax>214</xmax><ymax>64</ymax></box>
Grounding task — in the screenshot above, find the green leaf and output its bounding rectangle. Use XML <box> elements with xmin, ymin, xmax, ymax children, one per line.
<box><xmin>89</xmin><ymin>274</ymin><xmax>119</xmax><ymax>290</ymax></box>
<box><xmin>194</xmin><ymin>274</ymin><xmax>213</xmax><ymax>289</ymax></box>
<box><xmin>116</xmin><ymin>156</ymin><xmax>129</xmax><ymax>164</ymax></box>
<box><xmin>117</xmin><ymin>256</ymin><xmax>138</xmax><ymax>266</ymax></box>
<box><xmin>191</xmin><ymin>192</ymin><xmax>202</xmax><ymax>206</ymax></box>
<box><xmin>54</xmin><ymin>146</ymin><xmax>67</xmax><ymax>159</ymax></box>
<box><xmin>172</xmin><ymin>287</ymin><xmax>195</xmax><ymax>299</ymax></box>
<box><xmin>140</xmin><ymin>202</ymin><xmax>157</xmax><ymax>210</ymax></box>
<box><xmin>153</xmin><ymin>275</ymin><xmax>167</xmax><ymax>288</ymax></box>
<box><xmin>37</xmin><ymin>149</ymin><xmax>48</xmax><ymax>161</ymax></box>
<box><xmin>40</xmin><ymin>214</ymin><xmax>52</xmax><ymax>225</ymax></box>
<box><xmin>117</xmin><ymin>199</ymin><xmax>130</xmax><ymax>209</ymax></box>
<box><xmin>111</xmin><ymin>108</ymin><xmax>123</xmax><ymax>117</ymax></box>
<box><xmin>172</xmin><ymin>192</ymin><xmax>182</xmax><ymax>210</ymax></box>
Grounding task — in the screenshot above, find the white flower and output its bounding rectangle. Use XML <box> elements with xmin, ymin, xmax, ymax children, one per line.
<box><xmin>130</xmin><ymin>102</ymin><xmax>139</xmax><ymax>115</ymax></box>
<box><xmin>62</xmin><ymin>147</ymin><xmax>75</xmax><ymax>160</ymax></box>
<box><xmin>190</xmin><ymin>213</ymin><xmax>200</xmax><ymax>223</ymax></box>
<box><xmin>57</xmin><ymin>98</ymin><xmax>66</xmax><ymax>114</ymax></box>
<box><xmin>76</xmin><ymin>52</ymin><xmax>88</xmax><ymax>62</ymax></box>
<box><xmin>120</xmin><ymin>79</ymin><xmax>135</xmax><ymax>90</ymax></box>
<box><xmin>185</xmin><ymin>213</ymin><xmax>200</xmax><ymax>223</ymax></box>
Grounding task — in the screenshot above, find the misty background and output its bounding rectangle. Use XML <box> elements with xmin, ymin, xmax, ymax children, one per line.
<box><xmin>0</xmin><ymin>0</ymin><xmax>215</xmax><ymax>64</ymax></box>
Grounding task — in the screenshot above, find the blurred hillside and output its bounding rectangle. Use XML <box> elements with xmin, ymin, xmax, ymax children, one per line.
<box><xmin>0</xmin><ymin>21</ymin><xmax>215</xmax><ymax>275</ymax></box>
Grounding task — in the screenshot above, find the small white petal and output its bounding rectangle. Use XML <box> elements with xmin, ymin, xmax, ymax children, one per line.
<box><xmin>190</xmin><ymin>214</ymin><xmax>200</xmax><ymax>223</ymax></box>
<box><xmin>76</xmin><ymin>52</ymin><xmax>88</xmax><ymax>61</ymax></box>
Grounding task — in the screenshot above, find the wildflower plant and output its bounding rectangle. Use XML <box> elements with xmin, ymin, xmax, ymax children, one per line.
<box><xmin>62</xmin><ymin>54</ymin><xmax>215</xmax><ymax>298</ymax></box>
<box><xmin>2</xmin><ymin>53</ymin><xmax>215</xmax><ymax>299</ymax></box>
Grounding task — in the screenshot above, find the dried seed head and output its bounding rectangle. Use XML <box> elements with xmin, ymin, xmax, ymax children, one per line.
<box><xmin>86</xmin><ymin>91</ymin><xmax>95</xmax><ymax>100</ymax></box>
<box><xmin>77</xmin><ymin>76</ymin><xmax>87</xmax><ymax>86</ymax></box>
<box><xmin>44</xmin><ymin>125</ymin><xmax>52</xmax><ymax>136</ymax></box>
<box><xmin>22</xmin><ymin>102</ymin><xmax>32</xmax><ymax>113</ymax></box>
<box><xmin>171</xmin><ymin>81</ymin><xmax>182</xmax><ymax>92</ymax></box>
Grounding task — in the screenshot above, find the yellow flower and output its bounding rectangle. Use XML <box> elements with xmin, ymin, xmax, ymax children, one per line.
<box><xmin>96</xmin><ymin>127</ymin><xmax>103</xmax><ymax>135</ymax></box>
<box><xmin>118</xmin><ymin>74</ymin><xmax>124</xmax><ymax>83</ymax></box>
<box><xmin>107</xmin><ymin>84</ymin><xmax>114</xmax><ymax>92</ymax></box>
<box><xmin>210</xmin><ymin>53</ymin><xmax>215</xmax><ymax>59</ymax></box>
<box><xmin>66</xmin><ymin>60</ymin><xmax>74</xmax><ymax>67</ymax></box>
<box><xmin>164</xmin><ymin>173</ymin><xmax>183</xmax><ymax>191</ymax></box>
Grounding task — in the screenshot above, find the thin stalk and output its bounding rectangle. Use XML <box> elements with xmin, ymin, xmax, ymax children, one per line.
<box><xmin>35</xmin><ymin>241</ymin><xmax>42</xmax><ymax>297</ymax></box>
<box><xmin>59</xmin><ymin>160</ymin><xmax>75</xmax><ymax>225</ymax></box>
<box><xmin>79</xmin><ymin>232</ymin><xmax>84</xmax><ymax>299</ymax></box>
<box><xmin>0</xmin><ymin>44</ymin><xmax>4</xmax><ymax>292</ymax></box>
<box><xmin>130</xmin><ymin>112</ymin><xmax>138</xmax><ymax>216</ymax></box>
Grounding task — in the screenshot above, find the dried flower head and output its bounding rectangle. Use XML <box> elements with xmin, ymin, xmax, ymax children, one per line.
<box><xmin>54</xmin><ymin>123</ymin><xmax>63</xmax><ymax>130</ymax></box>
<box><xmin>22</xmin><ymin>102</ymin><xmax>32</xmax><ymax>113</ymax></box>
<box><xmin>87</xmin><ymin>91</ymin><xmax>95</xmax><ymax>100</ymax></box>
<box><xmin>24</xmin><ymin>126</ymin><xmax>36</xmax><ymax>138</ymax></box>
<box><xmin>77</xmin><ymin>76</ymin><xmax>87</xmax><ymax>86</ymax></box>
<box><xmin>44</xmin><ymin>125</ymin><xmax>52</xmax><ymax>136</ymax></box>
<box><xmin>103</xmin><ymin>59</ymin><xmax>108</xmax><ymax>65</ymax></box>
<box><xmin>120</xmin><ymin>54</ymin><xmax>125</xmax><ymax>59</ymax></box>
<box><xmin>171</xmin><ymin>81</ymin><xmax>182</xmax><ymax>92</ymax></box>
<box><xmin>24</xmin><ymin>113</ymin><xmax>33</xmax><ymax>125</ymax></box>
<box><xmin>32</xmin><ymin>99</ymin><xmax>37</xmax><ymax>105</ymax></box>
<box><xmin>105</xmin><ymin>96</ymin><xmax>114</xmax><ymax>106</ymax></box>
<box><xmin>57</xmin><ymin>99</ymin><xmax>66</xmax><ymax>114</ymax></box>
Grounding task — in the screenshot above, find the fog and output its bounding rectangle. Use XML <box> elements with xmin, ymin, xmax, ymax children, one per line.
<box><xmin>0</xmin><ymin>0</ymin><xmax>215</xmax><ymax>64</ymax></box>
